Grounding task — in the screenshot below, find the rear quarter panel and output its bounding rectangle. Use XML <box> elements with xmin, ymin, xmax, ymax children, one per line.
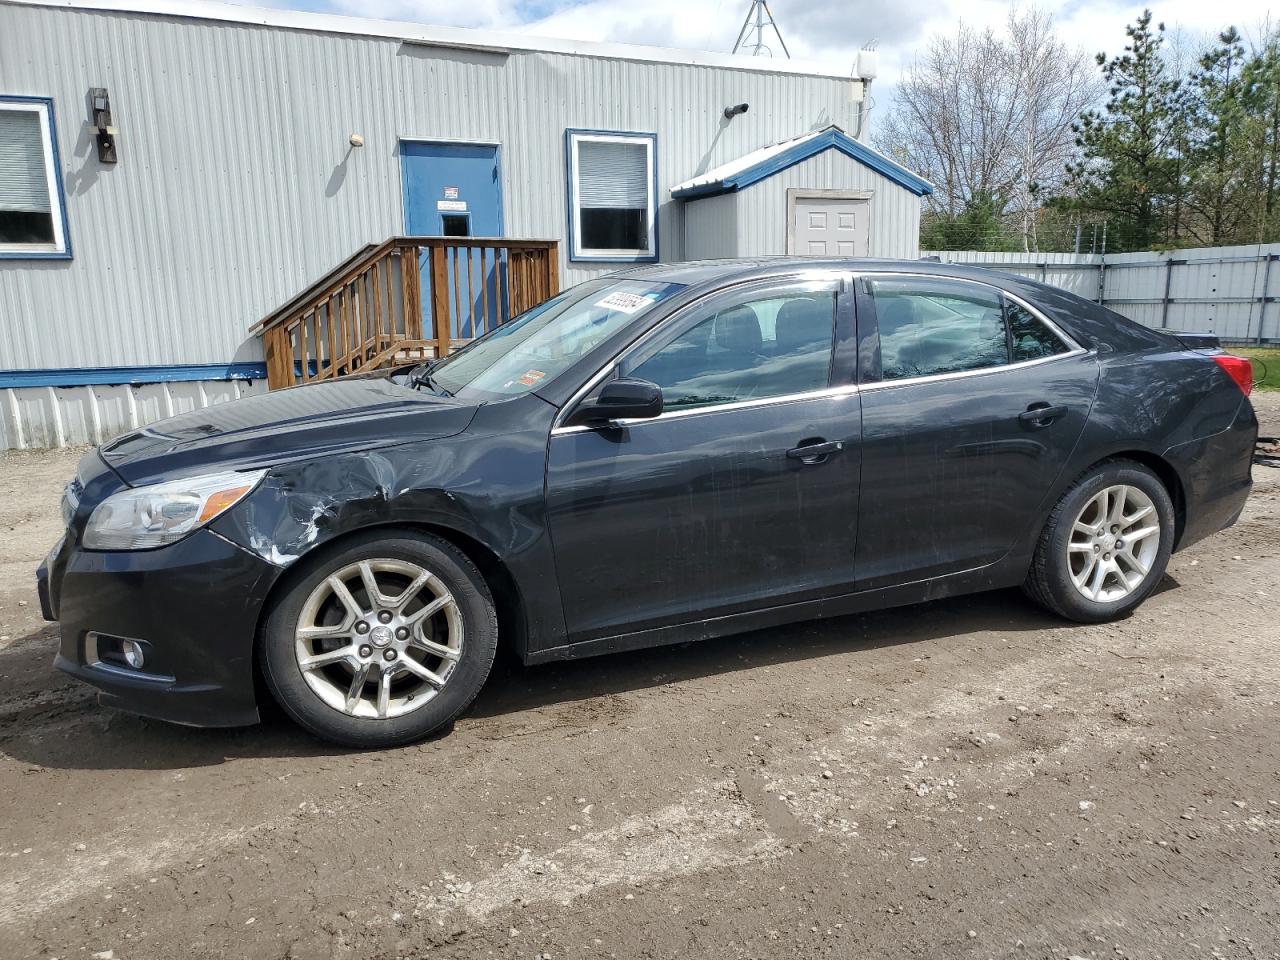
<box><xmin>1044</xmin><ymin>344</ymin><xmax>1254</xmax><ymax>550</ymax></box>
<box><xmin>996</xmin><ymin>278</ymin><xmax>1254</xmax><ymax>554</ymax></box>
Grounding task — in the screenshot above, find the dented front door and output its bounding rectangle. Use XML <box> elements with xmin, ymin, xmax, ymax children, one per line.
<box><xmin>545</xmin><ymin>395</ymin><xmax>861</xmax><ymax>643</ymax></box>
<box><xmin>544</xmin><ymin>277</ymin><xmax>860</xmax><ymax>644</ymax></box>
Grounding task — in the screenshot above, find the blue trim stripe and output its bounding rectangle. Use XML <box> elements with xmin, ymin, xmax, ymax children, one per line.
<box><xmin>671</xmin><ymin>128</ymin><xmax>934</xmax><ymax>199</ymax></box>
<box><xmin>0</xmin><ymin>363</ymin><xmax>267</xmax><ymax>389</ymax></box>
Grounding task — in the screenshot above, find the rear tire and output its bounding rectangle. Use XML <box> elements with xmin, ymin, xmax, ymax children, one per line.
<box><xmin>1023</xmin><ymin>460</ymin><xmax>1175</xmax><ymax>623</ymax></box>
<box><xmin>259</xmin><ymin>531</ymin><xmax>498</xmax><ymax>749</ymax></box>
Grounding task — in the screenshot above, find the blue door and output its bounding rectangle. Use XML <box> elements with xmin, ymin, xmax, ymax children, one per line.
<box><xmin>401</xmin><ymin>141</ymin><xmax>504</xmax><ymax>338</ymax></box>
<box><xmin>401</xmin><ymin>140</ymin><xmax>503</xmax><ymax>236</ymax></box>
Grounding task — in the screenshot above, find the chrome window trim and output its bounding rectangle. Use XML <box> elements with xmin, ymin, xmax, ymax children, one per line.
<box><xmin>858</xmin><ymin>348</ymin><xmax>1090</xmax><ymax>393</ymax></box>
<box><xmin>551</xmin><ymin>383</ymin><xmax>860</xmax><ymax>436</ymax></box>
<box><xmin>1002</xmin><ymin>290</ymin><xmax>1081</xmax><ymax>352</ymax></box>
<box><xmin>550</xmin><ymin>271</ymin><xmax>847</xmax><ymax>434</ymax></box>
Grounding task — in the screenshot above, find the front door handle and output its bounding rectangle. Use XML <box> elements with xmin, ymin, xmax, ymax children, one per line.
<box><xmin>787</xmin><ymin>439</ymin><xmax>844</xmax><ymax>463</ymax></box>
<box><xmin>1018</xmin><ymin>403</ymin><xmax>1068</xmax><ymax>427</ymax></box>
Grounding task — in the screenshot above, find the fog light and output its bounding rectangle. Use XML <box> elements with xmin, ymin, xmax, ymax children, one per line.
<box><xmin>121</xmin><ymin>639</ymin><xmax>145</xmax><ymax>669</ymax></box>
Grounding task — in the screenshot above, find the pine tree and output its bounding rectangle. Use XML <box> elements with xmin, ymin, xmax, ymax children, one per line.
<box><xmin>1183</xmin><ymin>28</ymin><xmax>1250</xmax><ymax>244</ymax></box>
<box><xmin>1241</xmin><ymin>33</ymin><xmax>1280</xmax><ymax>240</ymax></box>
<box><xmin>1067</xmin><ymin>10</ymin><xmax>1182</xmax><ymax>250</ymax></box>
<box><xmin>919</xmin><ymin>193</ymin><xmax>1020</xmax><ymax>251</ymax></box>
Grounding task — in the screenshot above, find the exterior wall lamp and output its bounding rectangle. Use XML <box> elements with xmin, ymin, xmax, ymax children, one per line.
<box><xmin>89</xmin><ymin>87</ymin><xmax>117</xmax><ymax>163</ymax></box>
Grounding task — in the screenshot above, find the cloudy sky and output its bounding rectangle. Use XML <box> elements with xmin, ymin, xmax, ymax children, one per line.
<box><xmin>260</xmin><ymin>0</ymin><xmax>1275</xmax><ymax>96</ymax></box>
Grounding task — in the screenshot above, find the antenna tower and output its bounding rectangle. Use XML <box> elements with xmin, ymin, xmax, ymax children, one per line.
<box><xmin>732</xmin><ymin>0</ymin><xmax>790</xmax><ymax>58</ymax></box>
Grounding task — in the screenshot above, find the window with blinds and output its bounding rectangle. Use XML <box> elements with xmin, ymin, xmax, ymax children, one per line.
<box><xmin>567</xmin><ymin>131</ymin><xmax>656</xmax><ymax>261</ymax></box>
<box><xmin>0</xmin><ymin>99</ymin><xmax>67</xmax><ymax>256</ymax></box>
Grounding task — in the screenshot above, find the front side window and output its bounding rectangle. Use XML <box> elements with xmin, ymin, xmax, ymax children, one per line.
<box><xmin>567</xmin><ymin>131</ymin><xmax>656</xmax><ymax>261</ymax></box>
<box><xmin>622</xmin><ymin>286</ymin><xmax>837</xmax><ymax>410</ymax></box>
<box><xmin>424</xmin><ymin>278</ymin><xmax>683</xmax><ymax>400</ymax></box>
<box><xmin>0</xmin><ymin>98</ymin><xmax>69</xmax><ymax>257</ymax></box>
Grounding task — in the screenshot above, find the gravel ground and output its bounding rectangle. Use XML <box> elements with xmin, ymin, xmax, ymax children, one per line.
<box><xmin>1</xmin><ymin>395</ymin><xmax>1278</xmax><ymax>960</ymax></box>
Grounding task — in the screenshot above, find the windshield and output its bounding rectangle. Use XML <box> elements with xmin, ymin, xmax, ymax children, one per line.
<box><xmin>421</xmin><ymin>278</ymin><xmax>684</xmax><ymax>400</ymax></box>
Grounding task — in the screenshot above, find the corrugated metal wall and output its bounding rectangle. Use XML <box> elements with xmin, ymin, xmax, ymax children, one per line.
<box><xmin>1</xmin><ymin>378</ymin><xmax>267</xmax><ymax>449</ymax></box>
<box><xmin>924</xmin><ymin>245</ymin><xmax>1280</xmax><ymax>342</ymax></box>
<box><xmin>684</xmin><ymin>192</ymin><xmax>740</xmax><ymax>260</ymax></box>
<box><xmin>0</xmin><ymin>2</ymin><xmax>869</xmax><ymax>372</ymax></box>
<box><xmin>685</xmin><ymin>150</ymin><xmax>921</xmax><ymax>260</ymax></box>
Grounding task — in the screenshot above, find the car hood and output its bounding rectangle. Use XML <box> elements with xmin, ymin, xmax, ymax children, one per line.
<box><xmin>100</xmin><ymin>377</ymin><xmax>479</xmax><ymax>486</ymax></box>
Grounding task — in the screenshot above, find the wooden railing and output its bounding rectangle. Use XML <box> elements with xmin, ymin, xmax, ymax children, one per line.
<box><xmin>252</xmin><ymin>237</ymin><xmax>560</xmax><ymax>389</ymax></box>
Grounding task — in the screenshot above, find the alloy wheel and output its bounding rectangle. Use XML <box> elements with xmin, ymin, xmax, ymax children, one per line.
<box><xmin>1066</xmin><ymin>484</ymin><xmax>1162</xmax><ymax>603</ymax></box>
<box><xmin>293</xmin><ymin>559</ymin><xmax>463</xmax><ymax>719</ymax></box>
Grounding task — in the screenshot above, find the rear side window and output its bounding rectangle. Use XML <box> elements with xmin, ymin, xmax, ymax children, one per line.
<box><xmin>1006</xmin><ymin>299</ymin><xmax>1069</xmax><ymax>362</ymax></box>
<box><xmin>623</xmin><ymin>288</ymin><xmax>836</xmax><ymax>410</ymax></box>
<box><xmin>869</xmin><ymin>278</ymin><xmax>1006</xmax><ymax>380</ymax></box>
<box><xmin>868</xmin><ymin>278</ymin><xmax>1071</xmax><ymax>380</ymax></box>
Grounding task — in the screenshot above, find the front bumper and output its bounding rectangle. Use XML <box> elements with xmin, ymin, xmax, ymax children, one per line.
<box><xmin>40</xmin><ymin>528</ymin><xmax>280</xmax><ymax>727</ymax></box>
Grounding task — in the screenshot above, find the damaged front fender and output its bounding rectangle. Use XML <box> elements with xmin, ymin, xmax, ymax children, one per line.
<box><xmin>207</xmin><ymin>402</ymin><xmax>569</xmax><ymax>657</ymax></box>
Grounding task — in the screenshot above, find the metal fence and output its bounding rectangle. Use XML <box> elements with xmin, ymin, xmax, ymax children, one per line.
<box><xmin>922</xmin><ymin>244</ymin><xmax>1280</xmax><ymax>344</ymax></box>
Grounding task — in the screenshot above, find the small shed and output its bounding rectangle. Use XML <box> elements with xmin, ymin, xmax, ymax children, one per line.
<box><xmin>673</xmin><ymin>125</ymin><xmax>933</xmax><ymax>261</ymax></box>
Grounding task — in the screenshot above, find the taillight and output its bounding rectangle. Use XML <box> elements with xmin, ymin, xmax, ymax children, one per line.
<box><xmin>1213</xmin><ymin>354</ymin><xmax>1253</xmax><ymax>397</ymax></box>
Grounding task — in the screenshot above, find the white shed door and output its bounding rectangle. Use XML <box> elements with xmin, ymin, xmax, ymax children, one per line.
<box><xmin>791</xmin><ymin>197</ymin><xmax>869</xmax><ymax>256</ymax></box>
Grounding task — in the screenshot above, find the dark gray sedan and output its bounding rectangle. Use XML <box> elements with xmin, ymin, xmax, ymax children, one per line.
<box><xmin>39</xmin><ymin>259</ymin><xmax>1257</xmax><ymax>747</ymax></box>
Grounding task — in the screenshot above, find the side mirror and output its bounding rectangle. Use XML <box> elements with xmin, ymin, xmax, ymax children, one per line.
<box><xmin>570</xmin><ymin>378</ymin><xmax>663</xmax><ymax>426</ymax></box>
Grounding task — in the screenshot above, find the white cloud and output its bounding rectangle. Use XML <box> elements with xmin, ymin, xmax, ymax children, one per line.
<box><xmin>272</xmin><ymin>0</ymin><xmax>1279</xmax><ymax>107</ymax></box>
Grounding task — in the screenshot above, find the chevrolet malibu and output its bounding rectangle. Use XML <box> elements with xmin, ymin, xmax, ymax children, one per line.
<box><xmin>38</xmin><ymin>260</ymin><xmax>1257</xmax><ymax>748</ymax></box>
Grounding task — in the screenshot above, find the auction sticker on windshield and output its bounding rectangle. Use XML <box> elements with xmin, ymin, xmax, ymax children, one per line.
<box><xmin>593</xmin><ymin>291</ymin><xmax>656</xmax><ymax>314</ymax></box>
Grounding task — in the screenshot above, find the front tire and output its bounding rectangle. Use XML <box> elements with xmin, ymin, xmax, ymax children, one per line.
<box><xmin>1023</xmin><ymin>461</ymin><xmax>1175</xmax><ymax>623</ymax></box>
<box><xmin>260</xmin><ymin>531</ymin><xmax>498</xmax><ymax>748</ymax></box>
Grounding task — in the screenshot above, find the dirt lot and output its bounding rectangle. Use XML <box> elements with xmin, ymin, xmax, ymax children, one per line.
<box><xmin>2</xmin><ymin>395</ymin><xmax>1279</xmax><ymax>960</ymax></box>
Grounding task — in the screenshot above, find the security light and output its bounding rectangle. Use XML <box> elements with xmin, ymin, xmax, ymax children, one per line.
<box><xmin>89</xmin><ymin>86</ymin><xmax>117</xmax><ymax>163</ymax></box>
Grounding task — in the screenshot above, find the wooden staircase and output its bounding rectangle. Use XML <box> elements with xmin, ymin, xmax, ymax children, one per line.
<box><xmin>251</xmin><ymin>237</ymin><xmax>560</xmax><ymax>389</ymax></box>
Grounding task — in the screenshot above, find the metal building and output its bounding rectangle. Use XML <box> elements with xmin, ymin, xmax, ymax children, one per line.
<box><xmin>0</xmin><ymin>0</ymin><xmax>929</xmax><ymax>448</ymax></box>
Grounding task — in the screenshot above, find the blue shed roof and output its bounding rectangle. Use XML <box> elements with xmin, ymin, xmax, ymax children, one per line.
<box><xmin>670</xmin><ymin>125</ymin><xmax>934</xmax><ymax>199</ymax></box>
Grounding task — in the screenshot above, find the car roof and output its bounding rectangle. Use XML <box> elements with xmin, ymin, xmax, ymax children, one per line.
<box><xmin>614</xmin><ymin>257</ymin><xmax>1030</xmax><ymax>289</ymax></box>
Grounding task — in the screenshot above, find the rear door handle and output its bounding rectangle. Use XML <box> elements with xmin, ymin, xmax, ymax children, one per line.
<box><xmin>787</xmin><ymin>439</ymin><xmax>844</xmax><ymax>463</ymax></box>
<box><xmin>1018</xmin><ymin>403</ymin><xmax>1068</xmax><ymax>426</ymax></box>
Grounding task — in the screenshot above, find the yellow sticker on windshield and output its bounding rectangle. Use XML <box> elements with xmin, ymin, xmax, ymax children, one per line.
<box><xmin>517</xmin><ymin>369</ymin><xmax>546</xmax><ymax>386</ymax></box>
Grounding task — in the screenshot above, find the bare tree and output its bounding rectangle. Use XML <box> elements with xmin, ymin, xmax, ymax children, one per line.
<box><xmin>875</xmin><ymin>7</ymin><xmax>1102</xmax><ymax>250</ymax></box>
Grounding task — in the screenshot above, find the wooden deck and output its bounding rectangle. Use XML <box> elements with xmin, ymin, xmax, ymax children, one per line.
<box><xmin>252</xmin><ymin>237</ymin><xmax>559</xmax><ymax>390</ymax></box>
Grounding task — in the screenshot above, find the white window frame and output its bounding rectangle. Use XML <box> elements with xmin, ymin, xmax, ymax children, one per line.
<box><xmin>565</xmin><ymin>129</ymin><xmax>657</xmax><ymax>263</ymax></box>
<box><xmin>0</xmin><ymin>96</ymin><xmax>70</xmax><ymax>259</ymax></box>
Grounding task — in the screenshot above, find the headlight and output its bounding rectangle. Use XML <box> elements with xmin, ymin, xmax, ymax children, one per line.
<box><xmin>83</xmin><ymin>469</ymin><xmax>266</xmax><ymax>551</ymax></box>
